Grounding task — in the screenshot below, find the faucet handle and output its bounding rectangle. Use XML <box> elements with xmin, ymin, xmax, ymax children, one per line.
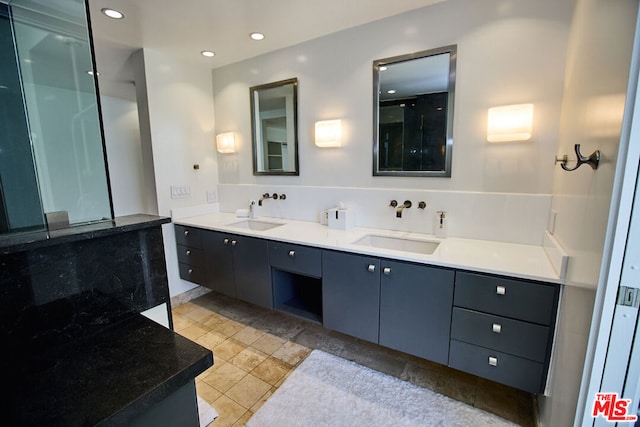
<box><xmin>389</xmin><ymin>200</ymin><xmax>398</xmax><ymax>208</ymax></box>
<box><xmin>262</xmin><ymin>192</ymin><xmax>270</xmax><ymax>198</ymax></box>
<box><xmin>279</xmin><ymin>194</ymin><xmax>286</xmax><ymax>200</ymax></box>
<box><xmin>418</xmin><ymin>201</ymin><xmax>426</xmax><ymax>209</ymax></box>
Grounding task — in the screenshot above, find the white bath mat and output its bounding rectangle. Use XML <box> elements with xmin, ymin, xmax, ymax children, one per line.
<box><xmin>247</xmin><ymin>350</ymin><xmax>517</xmax><ymax>427</ymax></box>
<box><xmin>197</xmin><ymin>395</ymin><xmax>218</xmax><ymax>427</ymax></box>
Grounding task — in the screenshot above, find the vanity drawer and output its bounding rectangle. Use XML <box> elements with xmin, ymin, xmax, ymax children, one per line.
<box><xmin>454</xmin><ymin>272</ymin><xmax>558</xmax><ymax>325</ymax></box>
<box><xmin>450</xmin><ymin>307</ymin><xmax>550</xmax><ymax>363</ymax></box>
<box><xmin>269</xmin><ymin>242</ymin><xmax>322</xmax><ymax>277</ymax></box>
<box><xmin>179</xmin><ymin>262</ymin><xmax>205</xmax><ymax>284</ymax></box>
<box><xmin>449</xmin><ymin>339</ymin><xmax>545</xmax><ymax>393</ymax></box>
<box><xmin>176</xmin><ymin>245</ymin><xmax>203</xmax><ymax>267</ymax></box>
<box><xmin>175</xmin><ymin>225</ymin><xmax>203</xmax><ymax>249</ymax></box>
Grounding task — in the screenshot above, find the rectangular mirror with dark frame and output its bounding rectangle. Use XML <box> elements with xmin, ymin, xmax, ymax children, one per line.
<box><xmin>373</xmin><ymin>45</ymin><xmax>457</xmax><ymax>177</ymax></box>
<box><xmin>250</xmin><ymin>78</ymin><xmax>299</xmax><ymax>176</ymax></box>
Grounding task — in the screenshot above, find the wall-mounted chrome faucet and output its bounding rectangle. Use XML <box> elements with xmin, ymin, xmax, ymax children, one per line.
<box><xmin>396</xmin><ymin>200</ymin><xmax>412</xmax><ymax>218</ymax></box>
<box><xmin>258</xmin><ymin>192</ymin><xmax>287</xmax><ymax>206</ymax></box>
<box><xmin>258</xmin><ymin>193</ymin><xmax>271</xmax><ymax>206</ymax></box>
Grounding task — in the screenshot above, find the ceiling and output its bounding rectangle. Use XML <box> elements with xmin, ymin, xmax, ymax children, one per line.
<box><xmin>86</xmin><ymin>0</ymin><xmax>445</xmax><ymax>99</ymax></box>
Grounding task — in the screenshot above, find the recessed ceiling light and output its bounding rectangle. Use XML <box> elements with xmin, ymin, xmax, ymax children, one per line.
<box><xmin>101</xmin><ymin>8</ymin><xmax>124</xmax><ymax>19</ymax></box>
<box><xmin>201</xmin><ymin>51</ymin><xmax>215</xmax><ymax>58</ymax></box>
<box><xmin>250</xmin><ymin>32</ymin><xmax>265</xmax><ymax>41</ymax></box>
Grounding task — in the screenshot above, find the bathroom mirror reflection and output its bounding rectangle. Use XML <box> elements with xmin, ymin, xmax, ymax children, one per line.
<box><xmin>373</xmin><ymin>45</ymin><xmax>456</xmax><ymax>177</ymax></box>
<box><xmin>250</xmin><ymin>78</ymin><xmax>299</xmax><ymax>175</ymax></box>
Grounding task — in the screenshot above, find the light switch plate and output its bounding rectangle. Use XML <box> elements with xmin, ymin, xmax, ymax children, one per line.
<box><xmin>170</xmin><ymin>185</ymin><xmax>191</xmax><ymax>199</ymax></box>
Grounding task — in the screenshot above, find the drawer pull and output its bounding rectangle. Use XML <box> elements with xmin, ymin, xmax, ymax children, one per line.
<box><xmin>488</xmin><ymin>356</ymin><xmax>498</xmax><ymax>367</ymax></box>
<box><xmin>188</xmin><ymin>268</ymin><xmax>193</xmax><ymax>275</ymax></box>
<box><xmin>367</xmin><ymin>264</ymin><xmax>376</xmax><ymax>272</ymax></box>
<box><xmin>223</xmin><ymin>238</ymin><xmax>230</xmax><ymax>245</ymax></box>
<box><xmin>184</xmin><ymin>230</ymin><xmax>189</xmax><ymax>236</ymax></box>
<box><xmin>492</xmin><ymin>323</ymin><xmax>502</xmax><ymax>334</ymax></box>
<box><xmin>496</xmin><ymin>285</ymin><xmax>506</xmax><ymax>295</ymax></box>
<box><xmin>231</xmin><ymin>240</ymin><xmax>238</xmax><ymax>246</ymax></box>
<box><xmin>289</xmin><ymin>250</ymin><xmax>296</xmax><ymax>257</ymax></box>
<box><xmin>383</xmin><ymin>267</ymin><xmax>391</xmax><ymax>275</ymax></box>
<box><xmin>185</xmin><ymin>250</ymin><xmax>191</xmax><ymax>256</ymax></box>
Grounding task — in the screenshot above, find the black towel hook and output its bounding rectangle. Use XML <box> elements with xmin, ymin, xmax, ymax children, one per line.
<box><xmin>555</xmin><ymin>144</ymin><xmax>600</xmax><ymax>171</ymax></box>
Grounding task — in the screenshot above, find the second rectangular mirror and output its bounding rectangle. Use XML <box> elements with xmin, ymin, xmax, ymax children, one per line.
<box><xmin>373</xmin><ymin>45</ymin><xmax>456</xmax><ymax>177</ymax></box>
<box><xmin>250</xmin><ymin>78</ymin><xmax>299</xmax><ymax>176</ymax></box>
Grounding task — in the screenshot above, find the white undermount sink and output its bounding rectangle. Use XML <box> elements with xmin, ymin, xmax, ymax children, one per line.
<box><xmin>352</xmin><ymin>234</ymin><xmax>440</xmax><ymax>255</ymax></box>
<box><xmin>226</xmin><ymin>219</ymin><xmax>284</xmax><ymax>231</ymax></box>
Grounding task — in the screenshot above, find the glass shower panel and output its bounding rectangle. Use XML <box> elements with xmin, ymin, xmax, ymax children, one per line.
<box><xmin>0</xmin><ymin>3</ymin><xmax>45</xmax><ymax>234</ymax></box>
<box><xmin>10</xmin><ymin>0</ymin><xmax>112</xmax><ymax>226</ymax></box>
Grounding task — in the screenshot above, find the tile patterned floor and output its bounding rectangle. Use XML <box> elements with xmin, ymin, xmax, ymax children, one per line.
<box><xmin>172</xmin><ymin>291</ymin><xmax>536</xmax><ymax>427</ymax></box>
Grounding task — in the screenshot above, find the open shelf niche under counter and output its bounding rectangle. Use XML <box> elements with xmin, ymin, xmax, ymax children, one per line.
<box><xmin>269</xmin><ymin>240</ymin><xmax>323</xmax><ymax>323</ymax></box>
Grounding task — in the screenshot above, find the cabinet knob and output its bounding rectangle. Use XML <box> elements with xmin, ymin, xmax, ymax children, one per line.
<box><xmin>367</xmin><ymin>264</ymin><xmax>376</xmax><ymax>272</ymax></box>
<box><xmin>488</xmin><ymin>356</ymin><xmax>498</xmax><ymax>367</ymax></box>
<box><xmin>496</xmin><ymin>285</ymin><xmax>506</xmax><ymax>295</ymax></box>
<box><xmin>492</xmin><ymin>323</ymin><xmax>502</xmax><ymax>334</ymax></box>
<box><xmin>288</xmin><ymin>250</ymin><xmax>296</xmax><ymax>257</ymax></box>
<box><xmin>231</xmin><ymin>240</ymin><xmax>238</xmax><ymax>246</ymax></box>
<box><xmin>184</xmin><ymin>230</ymin><xmax>189</xmax><ymax>236</ymax></box>
<box><xmin>188</xmin><ymin>268</ymin><xmax>193</xmax><ymax>275</ymax></box>
<box><xmin>185</xmin><ymin>250</ymin><xmax>191</xmax><ymax>256</ymax></box>
<box><xmin>223</xmin><ymin>238</ymin><xmax>230</xmax><ymax>245</ymax></box>
<box><xmin>383</xmin><ymin>267</ymin><xmax>391</xmax><ymax>275</ymax></box>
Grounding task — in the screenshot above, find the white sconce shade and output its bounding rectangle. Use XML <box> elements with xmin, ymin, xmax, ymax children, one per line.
<box><xmin>487</xmin><ymin>104</ymin><xmax>534</xmax><ymax>142</ymax></box>
<box><xmin>216</xmin><ymin>132</ymin><xmax>236</xmax><ymax>153</ymax></box>
<box><xmin>315</xmin><ymin>119</ymin><xmax>342</xmax><ymax>147</ymax></box>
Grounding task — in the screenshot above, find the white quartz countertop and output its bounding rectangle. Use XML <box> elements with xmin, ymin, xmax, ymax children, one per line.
<box><xmin>174</xmin><ymin>213</ymin><xmax>563</xmax><ymax>284</ymax></box>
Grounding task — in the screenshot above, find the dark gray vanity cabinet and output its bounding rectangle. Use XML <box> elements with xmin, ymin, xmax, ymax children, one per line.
<box><xmin>322</xmin><ymin>251</ymin><xmax>381</xmax><ymax>343</ymax></box>
<box><xmin>270</xmin><ymin>242</ymin><xmax>323</xmax><ymax>323</ymax></box>
<box><xmin>202</xmin><ymin>231</ymin><xmax>271</xmax><ymax>308</ymax></box>
<box><xmin>175</xmin><ymin>225</ymin><xmax>206</xmax><ymax>285</ymax></box>
<box><xmin>322</xmin><ymin>251</ymin><xmax>455</xmax><ymax>365</ymax></box>
<box><xmin>379</xmin><ymin>261</ymin><xmax>454</xmax><ymax>365</ymax></box>
<box><xmin>448</xmin><ymin>271</ymin><xmax>560</xmax><ymax>393</ymax></box>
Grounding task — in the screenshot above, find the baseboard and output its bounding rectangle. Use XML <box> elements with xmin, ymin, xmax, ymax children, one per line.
<box><xmin>171</xmin><ymin>286</ymin><xmax>212</xmax><ymax>307</ymax></box>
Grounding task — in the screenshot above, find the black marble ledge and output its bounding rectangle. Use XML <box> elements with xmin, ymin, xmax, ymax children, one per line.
<box><xmin>0</xmin><ymin>214</ymin><xmax>171</xmax><ymax>255</ymax></box>
<box><xmin>1</xmin><ymin>220</ymin><xmax>171</xmax><ymax>320</ymax></box>
<box><xmin>7</xmin><ymin>314</ymin><xmax>213</xmax><ymax>426</ymax></box>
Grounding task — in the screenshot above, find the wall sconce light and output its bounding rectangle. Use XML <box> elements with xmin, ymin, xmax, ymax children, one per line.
<box><xmin>487</xmin><ymin>104</ymin><xmax>534</xmax><ymax>142</ymax></box>
<box><xmin>315</xmin><ymin>119</ymin><xmax>342</xmax><ymax>147</ymax></box>
<box><xmin>216</xmin><ymin>132</ymin><xmax>236</xmax><ymax>153</ymax></box>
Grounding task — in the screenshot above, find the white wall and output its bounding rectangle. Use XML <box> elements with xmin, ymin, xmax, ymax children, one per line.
<box><xmin>101</xmin><ymin>95</ymin><xmax>148</xmax><ymax>216</ymax></box>
<box><xmin>538</xmin><ymin>0</ymin><xmax>639</xmax><ymax>426</ymax></box>
<box><xmin>133</xmin><ymin>48</ymin><xmax>219</xmax><ymax>297</ymax></box>
<box><xmin>212</xmin><ymin>0</ymin><xmax>574</xmax><ymax>245</ymax></box>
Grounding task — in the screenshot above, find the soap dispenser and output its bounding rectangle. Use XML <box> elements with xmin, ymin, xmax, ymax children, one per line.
<box><xmin>435</xmin><ymin>211</ymin><xmax>447</xmax><ymax>238</ymax></box>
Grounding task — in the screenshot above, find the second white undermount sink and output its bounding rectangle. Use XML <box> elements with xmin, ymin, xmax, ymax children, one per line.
<box><xmin>226</xmin><ymin>219</ymin><xmax>284</xmax><ymax>231</ymax></box>
<box><xmin>352</xmin><ymin>234</ymin><xmax>440</xmax><ymax>255</ymax></box>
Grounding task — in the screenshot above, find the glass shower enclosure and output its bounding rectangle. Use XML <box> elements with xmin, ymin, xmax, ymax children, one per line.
<box><xmin>0</xmin><ymin>0</ymin><xmax>112</xmax><ymax>237</ymax></box>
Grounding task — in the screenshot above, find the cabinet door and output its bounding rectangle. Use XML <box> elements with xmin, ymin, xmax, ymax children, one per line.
<box><xmin>379</xmin><ymin>260</ymin><xmax>454</xmax><ymax>365</ymax></box>
<box><xmin>232</xmin><ymin>235</ymin><xmax>271</xmax><ymax>308</ymax></box>
<box><xmin>202</xmin><ymin>231</ymin><xmax>235</xmax><ymax>297</ymax></box>
<box><xmin>322</xmin><ymin>251</ymin><xmax>380</xmax><ymax>343</ymax></box>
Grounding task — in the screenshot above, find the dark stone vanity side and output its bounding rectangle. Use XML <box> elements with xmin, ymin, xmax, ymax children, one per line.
<box><xmin>0</xmin><ymin>215</ymin><xmax>214</xmax><ymax>426</ymax></box>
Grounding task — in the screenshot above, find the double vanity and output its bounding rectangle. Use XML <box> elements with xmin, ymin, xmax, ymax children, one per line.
<box><xmin>174</xmin><ymin>213</ymin><xmax>562</xmax><ymax>394</ymax></box>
